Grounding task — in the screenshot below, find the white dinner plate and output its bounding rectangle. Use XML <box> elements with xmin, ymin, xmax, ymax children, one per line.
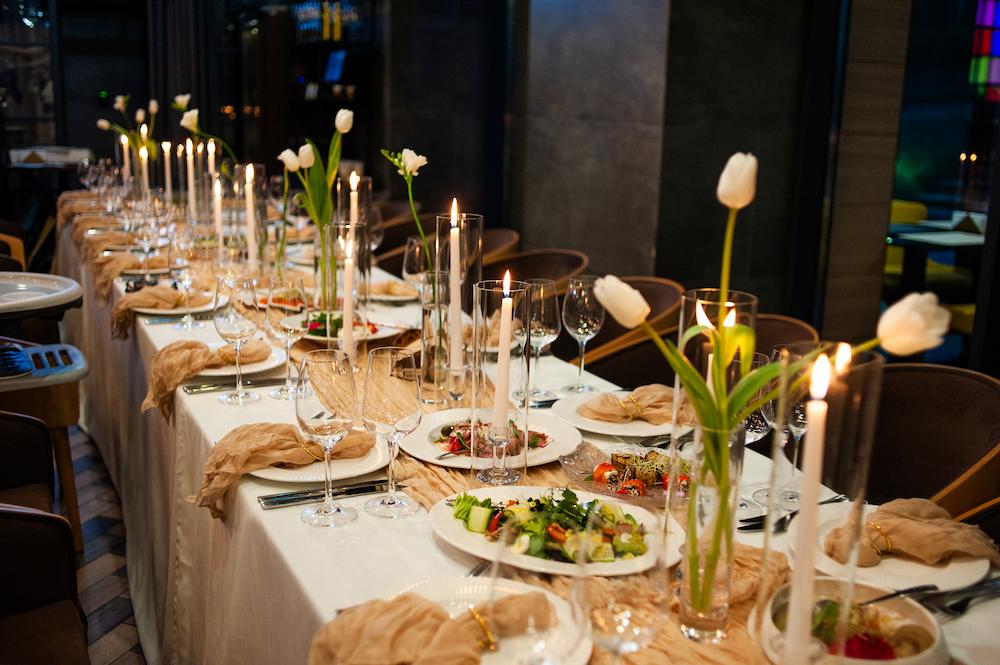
<box><xmin>400</xmin><ymin>408</ymin><xmax>582</xmax><ymax>470</ymax></box>
<box><xmin>368</xmin><ymin>290</ymin><xmax>418</xmax><ymax>303</ymax></box>
<box><xmin>197</xmin><ymin>341</ymin><xmax>286</xmax><ymax>377</ymax></box>
<box><xmin>382</xmin><ymin>577</ymin><xmax>591</xmax><ymax>665</ymax></box>
<box><xmin>788</xmin><ymin>502</ymin><xmax>990</xmax><ymax>592</ymax></box>
<box><xmin>429</xmin><ymin>486</ymin><xmax>681</xmax><ymax>576</ymax></box>
<box><xmin>132</xmin><ymin>291</ymin><xmax>217</xmax><ymax>316</ymax></box>
<box><xmin>303</xmin><ymin>324</ymin><xmax>402</xmax><ymax>343</ymax></box>
<box><xmin>551</xmin><ymin>391</ymin><xmax>680</xmax><ymax>438</ymax></box>
<box><xmin>0</xmin><ymin>272</ymin><xmax>82</xmax><ymax>314</ymax></box>
<box><xmin>248</xmin><ymin>432</ymin><xmax>389</xmax><ymax>483</ymax></box>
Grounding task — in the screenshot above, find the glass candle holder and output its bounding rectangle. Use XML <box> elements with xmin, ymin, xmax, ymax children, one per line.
<box><xmin>435</xmin><ymin>212</ymin><xmax>484</xmax><ymax>312</ymax></box>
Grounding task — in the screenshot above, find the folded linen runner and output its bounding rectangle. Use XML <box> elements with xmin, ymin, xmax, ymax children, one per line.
<box><xmin>93</xmin><ymin>252</ymin><xmax>168</xmax><ymax>300</ymax></box>
<box><xmin>308</xmin><ymin>591</ymin><xmax>555</xmax><ymax>665</ymax></box>
<box><xmin>368</xmin><ymin>280</ymin><xmax>418</xmax><ymax>297</ymax></box>
<box><xmin>577</xmin><ymin>384</ymin><xmax>692</xmax><ymax>426</ymax></box>
<box><xmin>192</xmin><ymin>422</ymin><xmax>374</xmax><ymax>519</ymax></box>
<box><xmin>110</xmin><ymin>284</ymin><xmax>212</xmax><ymax>339</ymax></box>
<box><xmin>141</xmin><ymin>339</ymin><xmax>270</xmax><ymax>421</ymax></box>
<box><xmin>824</xmin><ymin>497</ymin><xmax>1000</xmax><ymax>567</ymax></box>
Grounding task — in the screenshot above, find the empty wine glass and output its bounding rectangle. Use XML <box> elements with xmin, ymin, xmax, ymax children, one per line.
<box><xmin>264</xmin><ymin>277</ymin><xmax>309</xmax><ymax>400</ymax></box>
<box><xmin>743</xmin><ymin>352</ymin><xmax>772</xmax><ymax>444</ymax></box>
<box><xmin>134</xmin><ymin>213</ymin><xmax>159</xmax><ymax>281</ymax></box>
<box><xmin>168</xmin><ymin>226</ymin><xmax>202</xmax><ymax>330</ymax></box>
<box><xmin>362</xmin><ymin>347</ymin><xmax>423</xmax><ymax>518</ymax></box>
<box><xmin>561</xmin><ymin>275</ymin><xmax>604</xmax><ymax>393</ymax></box>
<box><xmin>368</xmin><ymin>211</ymin><xmax>385</xmax><ymax>254</ymax></box>
<box><xmin>295</xmin><ymin>349</ymin><xmax>358</xmax><ymax>527</ymax></box>
<box><xmin>512</xmin><ymin>278</ymin><xmax>561</xmax><ymax>405</ymax></box>
<box><xmin>214</xmin><ymin>227</ymin><xmax>247</xmax><ymax>281</ymax></box>
<box><xmin>402</xmin><ymin>236</ymin><xmax>431</xmax><ymax>288</ymax></box>
<box><xmin>213</xmin><ymin>278</ymin><xmax>260</xmax><ymax>405</ymax></box>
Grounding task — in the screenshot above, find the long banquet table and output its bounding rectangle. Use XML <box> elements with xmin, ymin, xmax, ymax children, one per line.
<box><xmin>54</xmin><ymin>221</ymin><xmax>998</xmax><ymax>665</ymax></box>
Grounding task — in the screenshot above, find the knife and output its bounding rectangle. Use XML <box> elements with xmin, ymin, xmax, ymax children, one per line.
<box><xmin>258</xmin><ymin>479</ymin><xmax>400</xmax><ymax>509</ymax></box>
<box><xmin>183</xmin><ymin>378</ymin><xmax>288</xmax><ymax>395</ymax></box>
<box><xmin>145</xmin><ymin>312</ymin><xmax>215</xmax><ymax>325</ymax></box>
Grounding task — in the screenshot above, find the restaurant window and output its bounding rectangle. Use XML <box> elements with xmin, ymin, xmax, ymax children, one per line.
<box><xmin>0</xmin><ymin>0</ymin><xmax>56</xmax><ymax>147</ymax></box>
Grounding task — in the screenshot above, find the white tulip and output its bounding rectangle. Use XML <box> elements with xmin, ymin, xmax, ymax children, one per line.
<box><xmin>134</xmin><ymin>108</ymin><xmax>145</xmax><ymax>124</ymax></box>
<box><xmin>180</xmin><ymin>109</ymin><xmax>199</xmax><ymax>132</ymax></box>
<box><xmin>148</xmin><ymin>99</ymin><xmax>159</xmax><ymax>114</ymax></box>
<box><xmin>335</xmin><ymin>109</ymin><xmax>353</xmax><ymax>134</ymax></box>
<box><xmin>594</xmin><ymin>275</ymin><xmax>650</xmax><ymax>329</ymax></box>
<box><xmin>174</xmin><ymin>93</ymin><xmax>191</xmax><ymax>110</ymax></box>
<box><xmin>399</xmin><ymin>148</ymin><xmax>427</xmax><ymax>176</ymax></box>
<box><xmin>96</xmin><ymin>118</ymin><xmax>111</xmax><ymax>131</ymax></box>
<box><xmin>297</xmin><ymin>144</ymin><xmax>315</xmax><ymax>169</ymax></box>
<box><xmin>716</xmin><ymin>152</ymin><xmax>757</xmax><ymax>209</ymax></box>
<box><xmin>277</xmin><ymin>149</ymin><xmax>300</xmax><ymax>172</ymax></box>
<box><xmin>113</xmin><ymin>95</ymin><xmax>126</xmax><ymax>112</ymax></box>
<box><xmin>876</xmin><ymin>292</ymin><xmax>950</xmax><ymax>356</ymax></box>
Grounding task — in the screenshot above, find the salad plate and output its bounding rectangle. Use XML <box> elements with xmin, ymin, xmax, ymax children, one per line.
<box><xmin>248</xmin><ymin>433</ymin><xmax>389</xmax><ymax>483</ymax></box>
<box><xmin>551</xmin><ymin>391</ymin><xmax>682</xmax><ymax>438</ymax></box>
<box><xmin>429</xmin><ymin>486</ymin><xmax>681</xmax><ymax>576</ymax></box>
<box><xmin>197</xmin><ymin>341</ymin><xmax>286</xmax><ymax>377</ymax></box>
<box><xmin>398</xmin><ymin>408</ymin><xmax>581</xmax><ymax>470</ymax></box>
<box><xmin>789</xmin><ymin>502</ymin><xmax>990</xmax><ymax>592</ymax></box>
<box><xmin>383</xmin><ymin>577</ymin><xmax>591</xmax><ymax>665</ymax></box>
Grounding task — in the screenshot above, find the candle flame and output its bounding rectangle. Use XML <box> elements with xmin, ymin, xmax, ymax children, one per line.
<box><xmin>349</xmin><ymin>170</ymin><xmax>360</xmax><ymax>191</ymax></box>
<box><xmin>834</xmin><ymin>342</ymin><xmax>852</xmax><ymax>375</ymax></box>
<box><xmin>139</xmin><ymin>146</ymin><xmax>148</xmax><ymax>159</ymax></box>
<box><xmin>245</xmin><ymin>163</ymin><xmax>254</xmax><ymax>184</ymax></box>
<box><xmin>810</xmin><ymin>354</ymin><xmax>831</xmax><ymax>400</ymax></box>
<box><xmin>185</xmin><ymin>138</ymin><xmax>193</xmax><ymax>152</ymax></box>
<box><xmin>207</xmin><ymin>139</ymin><xmax>215</xmax><ymax>155</ymax></box>
<box><xmin>139</xmin><ymin>123</ymin><xmax>147</xmax><ymax>137</ymax></box>
<box><xmin>161</xmin><ymin>140</ymin><xmax>171</xmax><ymax>152</ymax></box>
<box><xmin>695</xmin><ymin>302</ymin><xmax>714</xmax><ymax>329</ymax></box>
<box><xmin>120</xmin><ymin>134</ymin><xmax>128</xmax><ymax>146</ymax></box>
<box><xmin>176</xmin><ymin>144</ymin><xmax>184</xmax><ymax>157</ymax></box>
<box><xmin>451</xmin><ymin>198</ymin><xmax>459</xmax><ymax>227</ymax></box>
<box><xmin>196</xmin><ymin>142</ymin><xmax>204</xmax><ymax>156</ymax></box>
<box><xmin>723</xmin><ymin>307</ymin><xmax>736</xmax><ymax>328</ymax></box>
<box><xmin>502</xmin><ymin>270</ymin><xmax>511</xmax><ymax>296</ymax></box>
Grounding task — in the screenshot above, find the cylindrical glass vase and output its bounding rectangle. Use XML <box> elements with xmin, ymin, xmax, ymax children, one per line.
<box><xmin>419</xmin><ymin>271</ymin><xmax>452</xmax><ymax>405</ymax></box>
<box><xmin>435</xmin><ymin>212</ymin><xmax>484</xmax><ymax>312</ymax></box>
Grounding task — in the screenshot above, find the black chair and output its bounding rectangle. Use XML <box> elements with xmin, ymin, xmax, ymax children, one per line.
<box><xmin>482</xmin><ymin>249</ymin><xmax>588</xmax><ymax>294</ymax></box>
<box><xmin>0</xmin><ymin>411</ymin><xmax>55</xmax><ymax>512</ymax></box>
<box><xmin>755</xmin><ymin>313</ymin><xmax>820</xmax><ymax>355</ymax></box>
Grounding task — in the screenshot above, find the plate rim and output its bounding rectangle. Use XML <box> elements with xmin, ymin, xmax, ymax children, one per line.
<box><xmin>248</xmin><ymin>433</ymin><xmax>389</xmax><ymax>483</ymax></box>
<box><xmin>197</xmin><ymin>341</ymin><xmax>286</xmax><ymax>377</ymax></box>
<box><xmin>551</xmin><ymin>390</ymin><xmax>676</xmax><ymax>437</ymax></box>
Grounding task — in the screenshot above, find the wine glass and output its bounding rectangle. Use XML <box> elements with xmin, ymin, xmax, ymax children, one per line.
<box><xmin>402</xmin><ymin>236</ymin><xmax>430</xmax><ymax>288</ymax></box>
<box><xmin>361</xmin><ymin>347</ymin><xmax>423</xmax><ymax>518</ymax></box>
<box><xmin>561</xmin><ymin>275</ymin><xmax>604</xmax><ymax>393</ymax></box>
<box><xmin>213</xmin><ymin>278</ymin><xmax>260</xmax><ymax>406</ymax></box>
<box><xmin>168</xmin><ymin>226</ymin><xmax>201</xmax><ymax>330</ymax></box>
<box><xmin>214</xmin><ymin>226</ymin><xmax>247</xmax><ymax>281</ymax></box>
<box><xmin>264</xmin><ymin>277</ymin><xmax>309</xmax><ymax>400</ymax></box>
<box><xmin>134</xmin><ymin>213</ymin><xmax>159</xmax><ymax>282</ymax></box>
<box><xmin>512</xmin><ymin>278</ymin><xmax>561</xmax><ymax>405</ymax></box>
<box><xmin>743</xmin><ymin>352</ymin><xmax>772</xmax><ymax>445</ymax></box>
<box><xmin>295</xmin><ymin>349</ymin><xmax>358</xmax><ymax>527</ymax></box>
<box><xmin>368</xmin><ymin>210</ymin><xmax>385</xmax><ymax>255</ymax></box>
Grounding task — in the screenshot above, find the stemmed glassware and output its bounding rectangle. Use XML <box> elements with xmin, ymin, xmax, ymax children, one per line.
<box><xmin>168</xmin><ymin>226</ymin><xmax>201</xmax><ymax>330</ymax></box>
<box><xmin>743</xmin><ymin>352</ymin><xmax>772</xmax><ymax>444</ymax></box>
<box><xmin>213</xmin><ymin>278</ymin><xmax>260</xmax><ymax>405</ymax></box>
<box><xmin>295</xmin><ymin>349</ymin><xmax>359</xmax><ymax>527</ymax></box>
<box><xmin>134</xmin><ymin>211</ymin><xmax>159</xmax><ymax>282</ymax></box>
<box><xmin>361</xmin><ymin>347</ymin><xmax>423</xmax><ymax>518</ymax></box>
<box><xmin>402</xmin><ymin>236</ymin><xmax>430</xmax><ymax>287</ymax></box>
<box><xmin>512</xmin><ymin>278</ymin><xmax>561</xmax><ymax>405</ymax></box>
<box><xmin>561</xmin><ymin>275</ymin><xmax>604</xmax><ymax>394</ymax></box>
<box><xmin>264</xmin><ymin>277</ymin><xmax>309</xmax><ymax>400</ymax></box>
<box><xmin>368</xmin><ymin>213</ymin><xmax>385</xmax><ymax>255</ymax></box>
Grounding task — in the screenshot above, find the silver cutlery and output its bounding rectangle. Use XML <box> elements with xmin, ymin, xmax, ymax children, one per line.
<box><xmin>257</xmin><ymin>479</ymin><xmax>398</xmax><ymax>509</ymax></box>
<box><xmin>858</xmin><ymin>584</ymin><xmax>939</xmax><ymax>607</ymax></box>
<box><xmin>463</xmin><ymin>560</ymin><xmax>492</xmax><ymax>578</ymax></box>
<box><xmin>919</xmin><ymin>577</ymin><xmax>1000</xmax><ymax>618</ymax></box>
<box><xmin>145</xmin><ymin>312</ymin><xmax>214</xmax><ymax>325</ymax></box>
<box><xmin>738</xmin><ymin>494</ymin><xmax>848</xmax><ymax>532</ymax></box>
<box><xmin>183</xmin><ymin>378</ymin><xmax>287</xmax><ymax>395</ymax></box>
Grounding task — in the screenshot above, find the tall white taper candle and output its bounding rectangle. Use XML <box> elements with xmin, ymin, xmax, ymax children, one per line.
<box><xmin>492</xmin><ymin>271</ymin><xmax>513</xmax><ymax>428</ymax></box>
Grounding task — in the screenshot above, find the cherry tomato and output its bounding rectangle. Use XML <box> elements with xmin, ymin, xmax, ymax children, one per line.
<box><xmin>546</xmin><ymin>523</ymin><xmax>568</xmax><ymax>543</ymax></box>
<box><xmin>487</xmin><ymin>511</ymin><xmax>502</xmax><ymax>534</ymax></box>
<box><xmin>617</xmin><ymin>479</ymin><xmax>647</xmax><ymax>497</ymax></box>
<box><xmin>593</xmin><ymin>462</ymin><xmax>617</xmax><ymax>483</ymax></box>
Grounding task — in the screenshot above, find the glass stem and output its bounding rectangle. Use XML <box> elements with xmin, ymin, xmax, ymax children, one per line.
<box><xmin>322</xmin><ymin>445</ymin><xmax>334</xmax><ymax>510</ymax></box>
<box><xmin>577</xmin><ymin>339</ymin><xmax>587</xmax><ymax>382</ymax></box>
<box><xmin>386</xmin><ymin>432</ymin><xmax>398</xmax><ymax>501</ymax></box>
<box><xmin>532</xmin><ymin>344</ymin><xmax>542</xmax><ymax>395</ymax></box>
<box><xmin>495</xmin><ymin>435</ymin><xmax>508</xmax><ymax>480</ymax></box>
<box><xmin>234</xmin><ymin>343</ymin><xmax>243</xmax><ymax>397</ymax></box>
<box><xmin>183</xmin><ymin>283</ymin><xmax>192</xmax><ymax>328</ymax></box>
<box><xmin>284</xmin><ymin>340</ymin><xmax>294</xmax><ymax>392</ymax></box>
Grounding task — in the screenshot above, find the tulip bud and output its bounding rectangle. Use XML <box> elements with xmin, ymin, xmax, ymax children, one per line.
<box><xmin>716</xmin><ymin>152</ymin><xmax>757</xmax><ymax>210</ymax></box>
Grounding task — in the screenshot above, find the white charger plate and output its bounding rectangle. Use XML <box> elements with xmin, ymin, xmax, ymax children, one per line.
<box><xmin>197</xmin><ymin>341</ymin><xmax>286</xmax><ymax>377</ymax></box>
<box><xmin>400</xmin><ymin>408</ymin><xmax>582</xmax><ymax>470</ymax></box>
<box><xmin>248</xmin><ymin>432</ymin><xmax>389</xmax><ymax>483</ymax></box>
<box><xmin>429</xmin><ymin>486</ymin><xmax>680</xmax><ymax>576</ymax></box>
<box><xmin>551</xmin><ymin>391</ymin><xmax>681</xmax><ymax>438</ymax></box>
<box><xmin>382</xmin><ymin>577</ymin><xmax>591</xmax><ymax>665</ymax></box>
<box><xmin>788</xmin><ymin>502</ymin><xmax>990</xmax><ymax>591</ymax></box>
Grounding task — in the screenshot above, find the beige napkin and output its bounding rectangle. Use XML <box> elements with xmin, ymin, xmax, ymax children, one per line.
<box><xmin>192</xmin><ymin>422</ymin><xmax>374</xmax><ymax>519</ymax></box>
<box><xmin>369</xmin><ymin>280</ymin><xmax>418</xmax><ymax>298</ymax></box>
<box><xmin>71</xmin><ymin>214</ymin><xmax>119</xmax><ymax>245</ymax></box>
<box><xmin>57</xmin><ymin>197</ymin><xmax>103</xmax><ymax>229</ymax></box>
<box><xmin>141</xmin><ymin>339</ymin><xmax>270</xmax><ymax>421</ymax></box>
<box><xmin>84</xmin><ymin>230</ymin><xmax>132</xmax><ymax>260</ymax></box>
<box><xmin>93</xmin><ymin>253</ymin><xmax>168</xmax><ymax>300</ymax></box>
<box><xmin>111</xmin><ymin>285</ymin><xmax>212</xmax><ymax>339</ymax></box>
<box><xmin>308</xmin><ymin>591</ymin><xmax>554</xmax><ymax>665</ymax></box>
<box><xmin>577</xmin><ymin>384</ymin><xmax>691</xmax><ymax>425</ymax></box>
<box><xmin>824</xmin><ymin>498</ymin><xmax>1000</xmax><ymax>567</ymax></box>
<box><xmin>58</xmin><ymin>190</ymin><xmax>98</xmax><ymax>208</ymax></box>
<box><xmin>463</xmin><ymin>311</ymin><xmax>502</xmax><ymax>347</ymax></box>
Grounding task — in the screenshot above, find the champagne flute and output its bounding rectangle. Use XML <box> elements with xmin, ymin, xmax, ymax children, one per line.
<box><xmin>561</xmin><ymin>275</ymin><xmax>604</xmax><ymax>393</ymax></box>
<box><xmin>362</xmin><ymin>347</ymin><xmax>423</xmax><ymax>518</ymax></box>
<box><xmin>512</xmin><ymin>278</ymin><xmax>561</xmax><ymax>404</ymax></box>
<box><xmin>264</xmin><ymin>277</ymin><xmax>309</xmax><ymax>400</ymax></box>
<box><xmin>295</xmin><ymin>349</ymin><xmax>358</xmax><ymax>527</ymax></box>
<box><xmin>213</xmin><ymin>278</ymin><xmax>260</xmax><ymax>405</ymax></box>
<box><xmin>168</xmin><ymin>226</ymin><xmax>202</xmax><ymax>330</ymax></box>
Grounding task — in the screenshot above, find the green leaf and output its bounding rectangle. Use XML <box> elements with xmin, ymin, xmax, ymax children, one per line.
<box><xmin>721</xmin><ymin>324</ymin><xmax>756</xmax><ymax>376</ymax></box>
<box><xmin>306</xmin><ymin>139</ymin><xmax>330</xmax><ymax>225</ymax></box>
<box><xmin>326</xmin><ymin>132</ymin><xmax>342</xmax><ymax>192</ymax></box>
<box><xmin>679</xmin><ymin>324</ymin><xmax>714</xmax><ymax>354</ymax></box>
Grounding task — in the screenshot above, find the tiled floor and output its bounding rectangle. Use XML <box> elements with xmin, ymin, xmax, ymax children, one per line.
<box><xmin>67</xmin><ymin>426</ymin><xmax>148</xmax><ymax>665</ymax></box>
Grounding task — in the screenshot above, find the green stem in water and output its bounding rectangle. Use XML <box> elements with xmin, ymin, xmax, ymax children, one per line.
<box><xmin>275</xmin><ymin>170</ymin><xmax>289</xmax><ymax>279</ymax></box>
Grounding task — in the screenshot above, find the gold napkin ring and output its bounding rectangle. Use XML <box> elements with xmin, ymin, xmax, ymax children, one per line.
<box><xmin>617</xmin><ymin>395</ymin><xmax>643</xmax><ymax>421</ymax></box>
<box><xmin>467</xmin><ymin>607</ymin><xmax>497</xmax><ymax>652</ymax></box>
<box><xmin>865</xmin><ymin>520</ymin><xmax>891</xmax><ymax>557</ymax></box>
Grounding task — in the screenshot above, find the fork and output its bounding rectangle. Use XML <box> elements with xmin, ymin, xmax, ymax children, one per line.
<box><xmin>921</xmin><ymin>578</ymin><xmax>1000</xmax><ymax>618</ymax></box>
<box><xmin>463</xmin><ymin>560</ymin><xmax>492</xmax><ymax>578</ymax></box>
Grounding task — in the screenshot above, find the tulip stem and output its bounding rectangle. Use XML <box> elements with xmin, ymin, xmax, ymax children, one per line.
<box><xmin>719</xmin><ymin>207</ymin><xmax>738</xmax><ymax>310</ymax></box>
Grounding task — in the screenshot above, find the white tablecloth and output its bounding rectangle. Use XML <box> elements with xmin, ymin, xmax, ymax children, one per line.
<box><xmin>54</xmin><ymin>224</ymin><xmax>999</xmax><ymax>665</ymax></box>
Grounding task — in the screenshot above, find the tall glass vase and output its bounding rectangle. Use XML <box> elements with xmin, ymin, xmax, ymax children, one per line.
<box><xmin>419</xmin><ymin>271</ymin><xmax>450</xmax><ymax>404</ymax></box>
<box><xmin>314</xmin><ymin>224</ymin><xmax>337</xmax><ymax>349</ymax></box>
<box><xmin>671</xmin><ymin>288</ymin><xmax>759</xmax><ymax>643</ymax></box>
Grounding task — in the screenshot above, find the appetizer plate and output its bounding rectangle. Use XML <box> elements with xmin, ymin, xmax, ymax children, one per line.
<box><xmin>368</xmin><ymin>289</ymin><xmax>419</xmax><ymax>303</ymax></box>
<box><xmin>132</xmin><ymin>292</ymin><xmax>217</xmax><ymax>316</ymax></box>
<box><xmin>197</xmin><ymin>341</ymin><xmax>286</xmax><ymax>377</ymax></box>
<box><xmin>303</xmin><ymin>324</ymin><xmax>402</xmax><ymax>343</ymax></box>
<box><xmin>429</xmin><ymin>486</ymin><xmax>681</xmax><ymax>576</ymax></box>
<box><xmin>558</xmin><ymin>441</ymin><xmax>691</xmax><ymax>510</ymax></box>
<box><xmin>384</xmin><ymin>577</ymin><xmax>591</xmax><ymax>665</ymax></box>
<box><xmin>249</xmin><ymin>432</ymin><xmax>389</xmax><ymax>483</ymax></box>
<box><xmin>399</xmin><ymin>408</ymin><xmax>582</xmax><ymax>470</ymax></box>
<box><xmin>551</xmin><ymin>391</ymin><xmax>679</xmax><ymax>438</ymax></box>
<box><xmin>789</xmin><ymin>503</ymin><xmax>990</xmax><ymax>592</ymax></box>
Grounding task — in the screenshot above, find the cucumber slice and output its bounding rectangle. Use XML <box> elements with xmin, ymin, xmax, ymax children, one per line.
<box><xmin>589</xmin><ymin>542</ymin><xmax>616</xmax><ymax>562</ymax></box>
<box><xmin>466</xmin><ymin>505</ymin><xmax>493</xmax><ymax>533</ymax></box>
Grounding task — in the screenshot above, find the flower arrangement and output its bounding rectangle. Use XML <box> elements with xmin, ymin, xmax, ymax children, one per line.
<box><xmin>594</xmin><ymin>152</ymin><xmax>950</xmax><ymax>625</ymax></box>
<box><xmin>96</xmin><ymin>94</ymin><xmax>160</xmax><ymax>160</ymax></box>
<box><xmin>172</xmin><ymin>93</ymin><xmax>237</xmax><ymax>162</ymax></box>
<box><xmin>380</xmin><ymin>147</ymin><xmax>430</xmax><ymax>269</ymax></box>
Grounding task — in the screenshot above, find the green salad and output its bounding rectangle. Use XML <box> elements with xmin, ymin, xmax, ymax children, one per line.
<box><xmin>451</xmin><ymin>488</ymin><xmax>648</xmax><ymax>563</ymax></box>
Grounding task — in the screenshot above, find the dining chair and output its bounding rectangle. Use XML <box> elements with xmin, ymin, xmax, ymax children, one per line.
<box><xmin>375</xmin><ymin>199</ymin><xmax>420</xmax><ymax>222</ymax></box>
<box><xmin>482</xmin><ymin>248</ymin><xmax>588</xmax><ymax>293</ymax></box>
<box><xmin>868</xmin><ymin>364</ymin><xmax>1000</xmax><ymax>516</ymax></box>
<box><xmin>375</xmin><ymin>244</ymin><xmax>406</xmax><ymax>277</ymax></box>
<box><xmin>378</xmin><ymin>212</ymin><xmax>443</xmax><ymax>254</ymax></box>
<box><xmin>0</xmin><ymin>232</ymin><xmax>26</xmax><ymax>269</ymax></box>
<box><xmin>0</xmin><ymin>411</ymin><xmax>55</xmax><ymax>512</ymax></box>
<box><xmin>482</xmin><ymin>228</ymin><xmax>520</xmax><ymax>263</ymax></box>
<box><xmin>956</xmin><ymin>495</ymin><xmax>1000</xmax><ymax>542</ymax></box>
<box><xmin>755</xmin><ymin>313</ymin><xmax>820</xmax><ymax>353</ymax></box>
